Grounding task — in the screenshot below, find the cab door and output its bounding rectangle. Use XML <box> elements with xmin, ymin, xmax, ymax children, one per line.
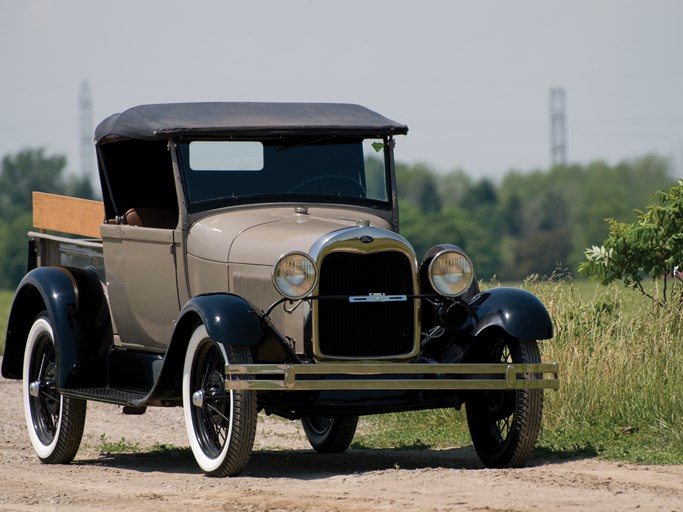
<box><xmin>101</xmin><ymin>224</ymin><xmax>180</xmax><ymax>352</ymax></box>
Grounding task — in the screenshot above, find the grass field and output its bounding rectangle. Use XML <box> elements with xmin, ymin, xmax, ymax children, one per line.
<box><xmin>0</xmin><ymin>290</ymin><xmax>12</xmax><ymax>355</ymax></box>
<box><xmin>355</xmin><ymin>279</ymin><xmax>683</xmax><ymax>464</ymax></box>
<box><xmin>535</xmin><ymin>278</ymin><xmax>683</xmax><ymax>463</ymax></box>
<box><xmin>1</xmin><ymin>281</ymin><xmax>681</xmax><ymax>464</ymax></box>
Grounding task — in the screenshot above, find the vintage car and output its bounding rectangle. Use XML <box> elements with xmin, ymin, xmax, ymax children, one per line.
<box><xmin>1</xmin><ymin>102</ymin><xmax>558</xmax><ymax>476</ymax></box>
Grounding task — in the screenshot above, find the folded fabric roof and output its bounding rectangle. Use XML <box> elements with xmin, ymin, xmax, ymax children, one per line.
<box><xmin>95</xmin><ymin>102</ymin><xmax>408</xmax><ymax>144</ymax></box>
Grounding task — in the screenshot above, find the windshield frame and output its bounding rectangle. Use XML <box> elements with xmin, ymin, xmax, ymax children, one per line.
<box><xmin>176</xmin><ymin>136</ymin><xmax>395</xmax><ymax>214</ymax></box>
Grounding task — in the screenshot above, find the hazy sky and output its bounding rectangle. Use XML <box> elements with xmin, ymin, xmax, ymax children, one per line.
<box><xmin>1</xmin><ymin>1</ymin><xmax>682</xmax><ymax>180</ymax></box>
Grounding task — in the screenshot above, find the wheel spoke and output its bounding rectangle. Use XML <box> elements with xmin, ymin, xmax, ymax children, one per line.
<box><xmin>30</xmin><ymin>337</ymin><xmax>62</xmax><ymax>442</ymax></box>
<box><xmin>202</xmin><ymin>410</ymin><xmax>224</xmax><ymax>447</ymax></box>
<box><xmin>37</xmin><ymin>353</ymin><xmax>48</xmax><ymax>380</ymax></box>
<box><xmin>205</xmin><ymin>401</ymin><xmax>231</xmax><ymax>426</ymax></box>
<box><xmin>38</xmin><ymin>399</ymin><xmax>57</xmax><ymax>435</ymax></box>
<box><xmin>202</xmin><ymin>401</ymin><xmax>228</xmax><ymax>448</ymax></box>
<box><xmin>192</xmin><ymin>341</ymin><xmax>233</xmax><ymax>455</ymax></box>
<box><xmin>40</xmin><ymin>389</ymin><xmax>60</xmax><ymax>403</ymax></box>
<box><xmin>200</xmin><ymin>346</ymin><xmax>216</xmax><ymax>384</ymax></box>
<box><xmin>495</xmin><ymin>415</ymin><xmax>512</xmax><ymax>440</ymax></box>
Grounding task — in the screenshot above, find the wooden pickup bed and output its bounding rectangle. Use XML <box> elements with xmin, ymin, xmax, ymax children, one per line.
<box><xmin>32</xmin><ymin>191</ymin><xmax>105</xmax><ymax>238</ymax></box>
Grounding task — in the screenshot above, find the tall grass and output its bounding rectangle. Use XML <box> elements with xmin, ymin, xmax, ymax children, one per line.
<box><xmin>530</xmin><ymin>279</ymin><xmax>683</xmax><ymax>462</ymax></box>
<box><xmin>356</xmin><ymin>280</ymin><xmax>683</xmax><ymax>464</ymax></box>
<box><xmin>0</xmin><ymin>290</ymin><xmax>14</xmax><ymax>355</ymax></box>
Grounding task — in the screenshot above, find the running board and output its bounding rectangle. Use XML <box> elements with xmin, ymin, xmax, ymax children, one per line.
<box><xmin>62</xmin><ymin>387</ymin><xmax>147</xmax><ymax>406</ymax></box>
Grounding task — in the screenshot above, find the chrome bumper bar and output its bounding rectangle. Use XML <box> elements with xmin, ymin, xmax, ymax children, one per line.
<box><xmin>224</xmin><ymin>362</ymin><xmax>559</xmax><ymax>391</ymax></box>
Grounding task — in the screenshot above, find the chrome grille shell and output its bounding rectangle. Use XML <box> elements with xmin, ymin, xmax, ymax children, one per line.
<box><xmin>308</xmin><ymin>226</ymin><xmax>420</xmax><ymax>362</ymax></box>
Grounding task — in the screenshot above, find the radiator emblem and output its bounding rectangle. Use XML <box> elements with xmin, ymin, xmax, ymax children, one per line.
<box><xmin>349</xmin><ymin>293</ymin><xmax>407</xmax><ymax>303</ymax></box>
<box><xmin>359</xmin><ymin>235</ymin><xmax>374</xmax><ymax>244</ymax></box>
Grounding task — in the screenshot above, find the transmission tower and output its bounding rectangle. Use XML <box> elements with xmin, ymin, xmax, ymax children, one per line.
<box><xmin>79</xmin><ymin>80</ymin><xmax>95</xmax><ymax>180</ymax></box>
<box><xmin>549</xmin><ymin>87</ymin><xmax>567</xmax><ymax>167</ymax></box>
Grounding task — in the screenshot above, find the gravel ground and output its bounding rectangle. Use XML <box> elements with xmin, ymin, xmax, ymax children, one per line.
<box><xmin>1</xmin><ymin>366</ymin><xmax>682</xmax><ymax>512</ymax></box>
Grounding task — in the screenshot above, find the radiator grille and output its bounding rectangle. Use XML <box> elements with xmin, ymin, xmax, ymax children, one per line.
<box><xmin>233</xmin><ymin>270</ymin><xmax>284</xmax><ymax>332</ymax></box>
<box><xmin>316</xmin><ymin>251</ymin><xmax>415</xmax><ymax>358</ymax></box>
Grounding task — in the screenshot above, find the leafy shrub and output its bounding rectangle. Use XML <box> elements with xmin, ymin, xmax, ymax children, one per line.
<box><xmin>580</xmin><ymin>180</ymin><xmax>683</xmax><ymax>305</ymax></box>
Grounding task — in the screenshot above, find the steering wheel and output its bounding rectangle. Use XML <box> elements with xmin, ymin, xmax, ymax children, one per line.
<box><xmin>288</xmin><ymin>174</ymin><xmax>367</xmax><ymax>196</ymax></box>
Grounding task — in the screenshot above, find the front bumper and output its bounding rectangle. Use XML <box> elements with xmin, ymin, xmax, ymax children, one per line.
<box><xmin>224</xmin><ymin>362</ymin><xmax>559</xmax><ymax>391</ymax></box>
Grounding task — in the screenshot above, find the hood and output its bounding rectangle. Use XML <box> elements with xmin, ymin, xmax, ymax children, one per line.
<box><xmin>187</xmin><ymin>206</ymin><xmax>391</xmax><ymax>265</ymax></box>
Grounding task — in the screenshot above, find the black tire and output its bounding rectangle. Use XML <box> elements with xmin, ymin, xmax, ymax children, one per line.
<box><xmin>465</xmin><ymin>337</ymin><xmax>543</xmax><ymax>468</ymax></box>
<box><xmin>182</xmin><ymin>324</ymin><xmax>257</xmax><ymax>477</ymax></box>
<box><xmin>22</xmin><ymin>312</ymin><xmax>86</xmax><ymax>464</ymax></box>
<box><xmin>301</xmin><ymin>416</ymin><xmax>359</xmax><ymax>453</ymax></box>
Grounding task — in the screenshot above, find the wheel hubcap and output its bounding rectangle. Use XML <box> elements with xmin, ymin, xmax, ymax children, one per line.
<box><xmin>29</xmin><ymin>380</ymin><xmax>41</xmax><ymax>397</ymax></box>
<box><xmin>192</xmin><ymin>389</ymin><xmax>205</xmax><ymax>407</ymax></box>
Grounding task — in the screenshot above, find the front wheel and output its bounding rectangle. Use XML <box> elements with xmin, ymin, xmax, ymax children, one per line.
<box><xmin>301</xmin><ymin>416</ymin><xmax>358</xmax><ymax>453</ymax></box>
<box><xmin>23</xmin><ymin>312</ymin><xmax>86</xmax><ymax>464</ymax></box>
<box><xmin>465</xmin><ymin>337</ymin><xmax>544</xmax><ymax>468</ymax></box>
<box><xmin>182</xmin><ymin>324</ymin><xmax>257</xmax><ymax>477</ymax></box>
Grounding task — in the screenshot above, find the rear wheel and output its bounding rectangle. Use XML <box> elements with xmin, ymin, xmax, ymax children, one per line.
<box><xmin>465</xmin><ymin>337</ymin><xmax>543</xmax><ymax>468</ymax></box>
<box><xmin>301</xmin><ymin>416</ymin><xmax>358</xmax><ymax>453</ymax></box>
<box><xmin>23</xmin><ymin>312</ymin><xmax>86</xmax><ymax>464</ymax></box>
<box><xmin>182</xmin><ymin>324</ymin><xmax>257</xmax><ymax>477</ymax></box>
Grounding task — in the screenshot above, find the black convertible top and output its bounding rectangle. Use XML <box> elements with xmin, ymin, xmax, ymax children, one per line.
<box><xmin>95</xmin><ymin>102</ymin><xmax>408</xmax><ymax>144</ymax></box>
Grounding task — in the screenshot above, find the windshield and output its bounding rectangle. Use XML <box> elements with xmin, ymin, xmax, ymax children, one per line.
<box><xmin>179</xmin><ymin>138</ymin><xmax>389</xmax><ymax>211</ymax></box>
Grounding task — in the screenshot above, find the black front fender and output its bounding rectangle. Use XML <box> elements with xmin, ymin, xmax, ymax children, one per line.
<box><xmin>149</xmin><ymin>293</ymin><xmax>268</xmax><ymax>402</ymax></box>
<box><xmin>469</xmin><ymin>287</ymin><xmax>553</xmax><ymax>340</ymax></box>
<box><xmin>174</xmin><ymin>293</ymin><xmax>264</xmax><ymax>347</ymax></box>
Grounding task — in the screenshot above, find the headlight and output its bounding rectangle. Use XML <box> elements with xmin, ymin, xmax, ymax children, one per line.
<box><xmin>428</xmin><ymin>249</ymin><xmax>474</xmax><ymax>297</ymax></box>
<box><xmin>272</xmin><ymin>252</ymin><xmax>318</xmax><ymax>299</ymax></box>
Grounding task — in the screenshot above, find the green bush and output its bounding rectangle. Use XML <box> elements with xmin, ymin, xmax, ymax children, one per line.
<box><xmin>580</xmin><ymin>180</ymin><xmax>683</xmax><ymax>305</ymax></box>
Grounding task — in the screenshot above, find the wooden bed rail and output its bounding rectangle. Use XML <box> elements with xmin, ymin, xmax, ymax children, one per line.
<box><xmin>32</xmin><ymin>192</ymin><xmax>105</xmax><ymax>238</ymax></box>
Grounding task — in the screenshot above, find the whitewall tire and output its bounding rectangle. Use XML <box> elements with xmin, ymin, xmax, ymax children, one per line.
<box><xmin>23</xmin><ymin>312</ymin><xmax>86</xmax><ymax>463</ymax></box>
<box><xmin>182</xmin><ymin>324</ymin><xmax>257</xmax><ymax>477</ymax></box>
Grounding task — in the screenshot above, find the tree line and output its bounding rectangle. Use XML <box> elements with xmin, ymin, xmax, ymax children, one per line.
<box><xmin>394</xmin><ymin>155</ymin><xmax>675</xmax><ymax>281</ymax></box>
<box><xmin>0</xmin><ymin>147</ymin><xmax>676</xmax><ymax>288</ymax></box>
<box><xmin>0</xmin><ymin>149</ymin><xmax>95</xmax><ymax>289</ymax></box>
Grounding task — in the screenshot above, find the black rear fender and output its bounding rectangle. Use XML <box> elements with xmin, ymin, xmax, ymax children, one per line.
<box><xmin>1</xmin><ymin>266</ymin><xmax>112</xmax><ymax>388</ymax></box>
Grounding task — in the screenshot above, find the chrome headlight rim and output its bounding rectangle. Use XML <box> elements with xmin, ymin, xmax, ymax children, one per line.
<box><xmin>427</xmin><ymin>248</ymin><xmax>475</xmax><ymax>298</ymax></box>
<box><xmin>272</xmin><ymin>251</ymin><xmax>318</xmax><ymax>300</ymax></box>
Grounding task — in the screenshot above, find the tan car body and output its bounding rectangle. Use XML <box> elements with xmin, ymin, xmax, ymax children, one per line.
<box><xmin>98</xmin><ymin>201</ymin><xmax>396</xmax><ymax>355</ymax></box>
<box><xmin>188</xmin><ymin>205</ymin><xmax>394</xmax><ymax>355</ymax></box>
<box><xmin>2</xmin><ymin>103</ymin><xmax>558</xmax><ymax>476</ymax></box>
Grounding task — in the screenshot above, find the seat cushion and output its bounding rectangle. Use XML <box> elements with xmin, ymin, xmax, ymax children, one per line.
<box><xmin>123</xmin><ymin>208</ymin><xmax>177</xmax><ymax>229</ymax></box>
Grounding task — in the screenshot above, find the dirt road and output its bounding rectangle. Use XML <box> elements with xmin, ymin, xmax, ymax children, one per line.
<box><xmin>1</xmin><ymin>374</ymin><xmax>682</xmax><ymax>512</ymax></box>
